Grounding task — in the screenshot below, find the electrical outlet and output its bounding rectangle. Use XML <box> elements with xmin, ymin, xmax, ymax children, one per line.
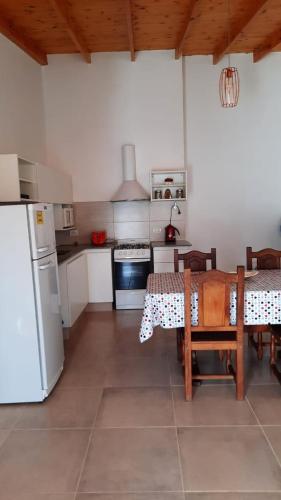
<box><xmin>70</xmin><ymin>229</ymin><xmax>79</xmax><ymax>236</ymax></box>
<box><xmin>152</xmin><ymin>227</ymin><xmax>162</xmax><ymax>233</ymax></box>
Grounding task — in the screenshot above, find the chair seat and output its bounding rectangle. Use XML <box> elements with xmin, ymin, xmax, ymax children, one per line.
<box><xmin>192</xmin><ymin>331</ymin><xmax>236</xmax><ymax>342</ymax></box>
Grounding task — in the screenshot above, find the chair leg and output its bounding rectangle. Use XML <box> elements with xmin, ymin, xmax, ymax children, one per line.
<box><xmin>270</xmin><ymin>334</ymin><xmax>276</xmax><ymax>366</ymax></box>
<box><xmin>177</xmin><ymin>328</ymin><xmax>183</xmax><ymax>362</ymax></box>
<box><xmin>226</xmin><ymin>350</ymin><xmax>231</xmax><ymax>373</ymax></box>
<box><xmin>236</xmin><ymin>347</ymin><xmax>244</xmax><ymax>401</ymax></box>
<box><xmin>257</xmin><ymin>332</ymin><xmax>263</xmax><ymax>360</ymax></box>
<box><xmin>184</xmin><ymin>343</ymin><xmax>193</xmax><ymax>401</ymax></box>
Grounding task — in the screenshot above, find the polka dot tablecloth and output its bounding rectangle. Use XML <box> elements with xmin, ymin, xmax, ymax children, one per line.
<box><xmin>139</xmin><ymin>270</ymin><xmax>281</xmax><ymax>343</ymax></box>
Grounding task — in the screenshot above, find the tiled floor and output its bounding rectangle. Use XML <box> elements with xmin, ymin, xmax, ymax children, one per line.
<box><xmin>1</xmin><ymin>310</ymin><xmax>281</xmax><ymax>500</ymax></box>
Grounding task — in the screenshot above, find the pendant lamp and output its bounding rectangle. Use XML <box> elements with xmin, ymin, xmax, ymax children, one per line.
<box><xmin>219</xmin><ymin>0</ymin><xmax>240</xmax><ymax>108</ymax></box>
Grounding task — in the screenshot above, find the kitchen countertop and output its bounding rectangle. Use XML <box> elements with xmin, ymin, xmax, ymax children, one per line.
<box><xmin>57</xmin><ymin>242</ymin><xmax>115</xmax><ymax>264</ymax></box>
<box><xmin>151</xmin><ymin>240</ymin><xmax>192</xmax><ymax>248</ymax></box>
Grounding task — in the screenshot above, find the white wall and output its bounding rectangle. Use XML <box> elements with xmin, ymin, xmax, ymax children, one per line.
<box><xmin>185</xmin><ymin>54</ymin><xmax>281</xmax><ymax>269</ymax></box>
<box><xmin>42</xmin><ymin>51</ymin><xmax>184</xmax><ymax>201</ymax></box>
<box><xmin>0</xmin><ymin>35</ymin><xmax>46</xmax><ymax>162</ymax></box>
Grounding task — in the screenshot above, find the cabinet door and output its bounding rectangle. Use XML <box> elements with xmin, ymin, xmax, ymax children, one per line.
<box><xmin>67</xmin><ymin>254</ymin><xmax>88</xmax><ymax>326</ymax></box>
<box><xmin>37</xmin><ymin>164</ymin><xmax>73</xmax><ymax>204</ymax></box>
<box><xmin>87</xmin><ymin>251</ymin><xmax>113</xmax><ymax>303</ymax></box>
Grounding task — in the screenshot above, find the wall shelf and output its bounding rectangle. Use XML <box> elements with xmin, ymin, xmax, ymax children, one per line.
<box><xmin>150</xmin><ymin>170</ymin><xmax>187</xmax><ymax>202</ymax></box>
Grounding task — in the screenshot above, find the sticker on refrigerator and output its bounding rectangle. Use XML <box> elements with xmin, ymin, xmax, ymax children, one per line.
<box><xmin>36</xmin><ymin>211</ymin><xmax>44</xmax><ymax>224</ymax></box>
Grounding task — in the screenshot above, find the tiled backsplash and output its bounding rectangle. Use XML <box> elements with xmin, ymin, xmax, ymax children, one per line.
<box><xmin>55</xmin><ymin>200</ymin><xmax>186</xmax><ymax>245</ymax></box>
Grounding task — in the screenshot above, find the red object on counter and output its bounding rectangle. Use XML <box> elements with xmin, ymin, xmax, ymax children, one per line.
<box><xmin>91</xmin><ymin>231</ymin><xmax>106</xmax><ymax>246</ymax></box>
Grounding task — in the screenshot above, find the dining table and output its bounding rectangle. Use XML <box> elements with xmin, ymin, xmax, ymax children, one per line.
<box><xmin>139</xmin><ymin>270</ymin><xmax>281</xmax><ymax>343</ymax></box>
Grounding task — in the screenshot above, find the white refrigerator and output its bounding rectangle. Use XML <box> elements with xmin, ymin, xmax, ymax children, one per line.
<box><xmin>0</xmin><ymin>203</ymin><xmax>64</xmax><ymax>403</ymax></box>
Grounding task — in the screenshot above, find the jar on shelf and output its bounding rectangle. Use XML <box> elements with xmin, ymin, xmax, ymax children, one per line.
<box><xmin>176</xmin><ymin>188</ymin><xmax>184</xmax><ymax>198</ymax></box>
<box><xmin>164</xmin><ymin>188</ymin><xmax>172</xmax><ymax>199</ymax></box>
<box><xmin>154</xmin><ymin>189</ymin><xmax>162</xmax><ymax>199</ymax></box>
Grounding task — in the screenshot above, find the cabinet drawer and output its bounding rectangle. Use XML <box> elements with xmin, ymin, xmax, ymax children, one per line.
<box><xmin>153</xmin><ymin>247</ymin><xmax>190</xmax><ymax>263</ymax></box>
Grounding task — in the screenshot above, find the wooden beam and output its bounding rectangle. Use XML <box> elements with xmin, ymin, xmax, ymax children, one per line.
<box><xmin>125</xmin><ymin>0</ymin><xmax>135</xmax><ymax>61</ymax></box>
<box><xmin>213</xmin><ymin>0</ymin><xmax>270</xmax><ymax>65</ymax></box>
<box><xmin>0</xmin><ymin>11</ymin><xmax>47</xmax><ymax>65</ymax></box>
<box><xmin>253</xmin><ymin>27</ymin><xmax>281</xmax><ymax>63</ymax></box>
<box><xmin>51</xmin><ymin>0</ymin><xmax>91</xmax><ymax>63</ymax></box>
<box><xmin>175</xmin><ymin>0</ymin><xmax>197</xmax><ymax>59</ymax></box>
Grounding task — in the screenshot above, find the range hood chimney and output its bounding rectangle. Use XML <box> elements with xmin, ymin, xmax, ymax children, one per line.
<box><xmin>111</xmin><ymin>144</ymin><xmax>149</xmax><ymax>202</ymax></box>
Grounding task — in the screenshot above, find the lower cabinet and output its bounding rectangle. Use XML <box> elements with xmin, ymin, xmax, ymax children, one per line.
<box><xmin>87</xmin><ymin>250</ymin><xmax>113</xmax><ymax>303</ymax></box>
<box><xmin>59</xmin><ymin>253</ymin><xmax>88</xmax><ymax>328</ymax></box>
<box><xmin>153</xmin><ymin>246</ymin><xmax>190</xmax><ymax>273</ymax></box>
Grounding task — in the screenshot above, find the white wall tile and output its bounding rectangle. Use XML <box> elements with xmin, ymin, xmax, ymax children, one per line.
<box><xmin>150</xmin><ymin>201</ymin><xmax>186</xmax><ymax>221</ymax></box>
<box><xmin>114</xmin><ymin>221</ymin><xmax>149</xmax><ymax>240</ymax></box>
<box><xmin>113</xmin><ymin>201</ymin><xmax>149</xmax><ymax>222</ymax></box>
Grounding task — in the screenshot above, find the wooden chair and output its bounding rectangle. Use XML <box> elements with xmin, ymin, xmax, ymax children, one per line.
<box><xmin>183</xmin><ymin>266</ymin><xmax>245</xmax><ymax>401</ymax></box>
<box><xmin>246</xmin><ymin>247</ymin><xmax>281</xmax><ymax>360</ymax></box>
<box><xmin>174</xmin><ymin>248</ymin><xmax>216</xmax><ymax>362</ymax></box>
<box><xmin>269</xmin><ymin>325</ymin><xmax>281</xmax><ymax>384</ymax></box>
<box><xmin>174</xmin><ymin>248</ymin><xmax>216</xmax><ymax>273</ymax></box>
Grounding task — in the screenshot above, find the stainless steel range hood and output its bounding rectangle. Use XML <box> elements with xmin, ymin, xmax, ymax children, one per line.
<box><xmin>111</xmin><ymin>144</ymin><xmax>149</xmax><ymax>202</ymax></box>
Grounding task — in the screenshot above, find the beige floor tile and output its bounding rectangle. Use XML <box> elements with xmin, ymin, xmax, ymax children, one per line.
<box><xmin>105</xmin><ymin>356</ymin><xmax>170</xmax><ymax>387</ymax></box>
<box><xmin>173</xmin><ymin>386</ymin><xmax>257</xmax><ymax>426</ymax></box>
<box><xmin>77</xmin><ymin>495</ymin><xmax>184</xmax><ymax>500</ymax></box>
<box><xmin>96</xmin><ymin>387</ymin><xmax>174</xmax><ymax>427</ymax></box>
<box><xmin>0</xmin><ymin>405</ymin><xmax>23</xmax><ymax>429</ymax></box>
<box><xmin>16</xmin><ymin>388</ymin><xmax>102</xmax><ymax>429</ymax></box>
<box><xmin>247</xmin><ymin>385</ymin><xmax>281</xmax><ymax>425</ymax></box>
<box><xmin>78</xmin><ymin>428</ymin><xmax>182</xmax><ymax>492</ymax></box>
<box><xmin>178</xmin><ymin>426</ymin><xmax>281</xmax><ymax>491</ymax></box>
<box><xmin>0</xmin><ymin>429</ymin><xmax>90</xmax><ymax>494</ymax></box>
<box><xmin>58</xmin><ymin>359</ymin><xmax>106</xmax><ymax>388</ymax></box>
<box><xmin>186</xmin><ymin>494</ymin><xmax>281</xmax><ymax>499</ymax></box>
<box><xmin>0</xmin><ymin>430</ymin><xmax>10</xmax><ymax>447</ymax></box>
<box><xmin>263</xmin><ymin>426</ymin><xmax>281</xmax><ymax>462</ymax></box>
<box><xmin>0</xmin><ymin>495</ymin><xmax>75</xmax><ymax>500</ymax></box>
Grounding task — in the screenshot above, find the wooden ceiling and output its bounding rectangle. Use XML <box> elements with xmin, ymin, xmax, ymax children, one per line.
<box><xmin>0</xmin><ymin>0</ymin><xmax>281</xmax><ymax>65</ymax></box>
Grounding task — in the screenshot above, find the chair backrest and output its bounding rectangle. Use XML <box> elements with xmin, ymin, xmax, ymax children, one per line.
<box><xmin>246</xmin><ymin>247</ymin><xmax>281</xmax><ymax>270</ymax></box>
<box><xmin>184</xmin><ymin>266</ymin><xmax>244</xmax><ymax>332</ymax></box>
<box><xmin>174</xmin><ymin>248</ymin><xmax>216</xmax><ymax>272</ymax></box>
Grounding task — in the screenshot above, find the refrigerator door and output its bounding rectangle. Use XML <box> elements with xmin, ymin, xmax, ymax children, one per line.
<box><xmin>33</xmin><ymin>252</ymin><xmax>64</xmax><ymax>395</ymax></box>
<box><xmin>28</xmin><ymin>203</ymin><xmax>56</xmax><ymax>260</ymax></box>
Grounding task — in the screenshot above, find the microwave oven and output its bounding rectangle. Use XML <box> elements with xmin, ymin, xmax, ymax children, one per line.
<box><xmin>54</xmin><ymin>205</ymin><xmax>75</xmax><ymax>230</ymax></box>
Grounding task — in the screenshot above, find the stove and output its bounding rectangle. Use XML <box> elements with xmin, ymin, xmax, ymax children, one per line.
<box><xmin>113</xmin><ymin>241</ymin><xmax>151</xmax><ymax>309</ymax></box>
<box><xmin>114</xmin><ymin>241</ymin><xmax>151</xmax><ymax>260</ymax></box>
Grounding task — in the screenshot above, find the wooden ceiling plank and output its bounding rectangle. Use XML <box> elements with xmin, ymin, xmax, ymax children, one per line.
<box><xmin>213</xmin><ymin>0</ymin><xmax>270</xmax><ymax>65</ymax></box>
<box><xmin>175</xmin><ymin>0</ymin><xmax>197</xmax><ymax>59</ymax></box>
<box><xmin>125</xmin><ymin>0</ymin><xmax>135</xmax><ymax>61</ymax></box>
<box><xmin>0</xmin><ymin>11</ymin><xmax>47</xmax><ymax>65</ymax></box>
<box><xmin>253</xmin><ymin>27</ymin><xmax>281</xmax><ymax>62</ymax></box>
<box><xmin>51</xmin><ymin>0</ymin><xmax>91</xmax><ymax>63</ymax></box>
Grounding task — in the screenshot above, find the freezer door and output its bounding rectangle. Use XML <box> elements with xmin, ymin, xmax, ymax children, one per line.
<box><xmin>33</xmin><ymin>252</ymin><xmax>64</xmax><ymax>394</ymax></box>
<box><xmin>28</xmin><ymin>203</ymin><xmax>56</xmax><ymax>260</ymax></box>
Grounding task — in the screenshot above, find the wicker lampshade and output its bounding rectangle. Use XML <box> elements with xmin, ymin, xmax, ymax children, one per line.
<box><xmin>219</xmin><ymin>67</ymin><xmax>240</xmax><ymax>108</ymax></box>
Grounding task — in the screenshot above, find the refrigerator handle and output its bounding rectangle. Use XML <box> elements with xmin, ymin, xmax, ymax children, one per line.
<box><xmin>37</xmin><ymin>246</ymin><xmax>50</xmax><ymax>253</ymax></box>
<box><xmin>39</xmin><ymin>261</ymin><xmax>52</xmax><ymax>270</ymax></box>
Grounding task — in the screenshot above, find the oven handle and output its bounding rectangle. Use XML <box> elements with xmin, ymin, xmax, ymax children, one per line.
<box><xmin>114</xmin><ymin>258</ymin><xmax>151</xmax><ymax>263</ymax></box>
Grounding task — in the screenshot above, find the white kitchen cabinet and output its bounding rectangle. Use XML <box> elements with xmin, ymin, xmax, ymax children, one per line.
<box><xmin>37</xmin><ymin>163</ymin><xmax>73</xmax><ymax>204</ymax></box>
<box><xmin>0</xmin><ymin>154</ymin><xmax>38</xmax><ymax>202</ymax></box>
<box><xmin>153</xmin><ymin>246</ymin><xmax>190</xmax><ymax>273</ymax></box>
<box><xmin>59</xmin><ymin>253</ymin><xmax>88</xmax><ymax>328</ymax></box>
<box><xmin>87</xmin><ymin>250</ymin><xmax>113</xmax><ymax>303</ymax></box>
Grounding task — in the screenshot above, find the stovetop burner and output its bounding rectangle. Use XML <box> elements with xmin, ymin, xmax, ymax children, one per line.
<box><xmin>115</xmin><ymin>243</ymin><xmax>150</xmax><ymax>250</ymax></box>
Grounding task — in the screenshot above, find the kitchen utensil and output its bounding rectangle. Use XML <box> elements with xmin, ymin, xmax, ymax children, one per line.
<box><xmin>165</xmin><ymin>224</ymin><xmax>180</xmax><ymax>243</ymax></box>
<box><xmin>91</xmin><ymin>231</ymin><xmax>106</xmax><ymax>246</ymax></box>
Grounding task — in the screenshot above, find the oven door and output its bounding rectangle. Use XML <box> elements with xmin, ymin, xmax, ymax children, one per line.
<box><xmin>114</xmin><ymin>259</ymin><xmax>150</xmax><ymax>290</ymax></box>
